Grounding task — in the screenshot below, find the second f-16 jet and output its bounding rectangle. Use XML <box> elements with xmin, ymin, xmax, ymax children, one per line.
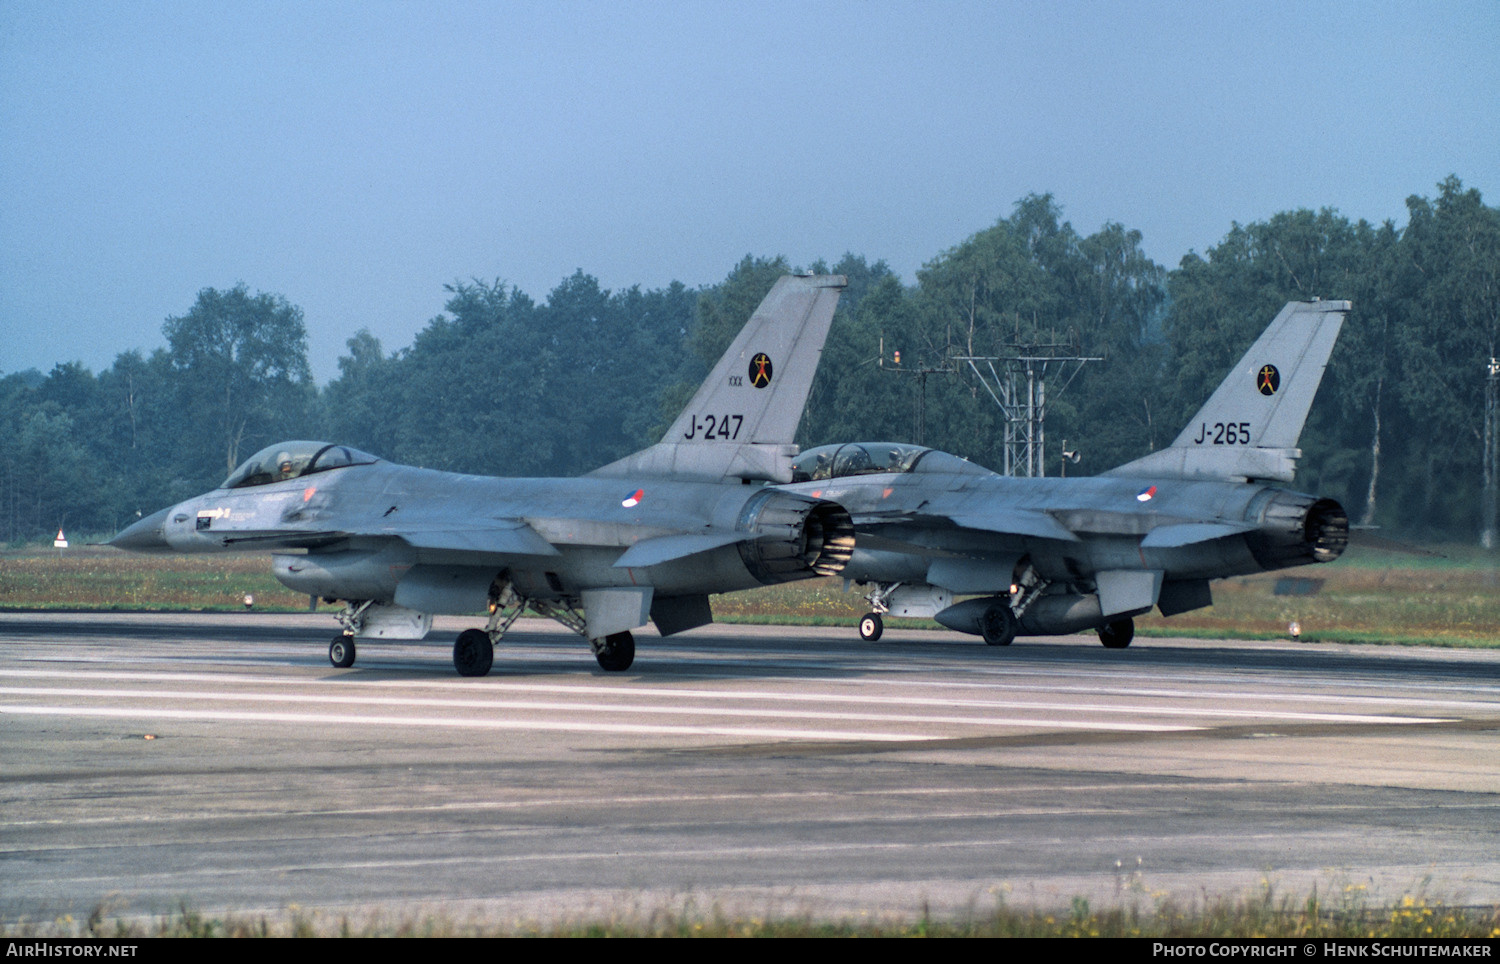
<box><xmin>783</xmin><ymin>299</ymin><xmax>1352</xmax><ymax>647</ymax></box>
<box><xmin>111</xmin><ymin>275</ymin><xmax>855</xmax><ymax>675</ymax></box>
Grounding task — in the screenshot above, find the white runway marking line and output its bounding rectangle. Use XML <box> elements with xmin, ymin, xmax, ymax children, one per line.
<box><xmin>7</xmin><ymin>661</ymin><xmax>1496</xmax><ymax>713</ymax></box>
<box><xmin>0</xmin><ymin>704</ymin><xmax>947</xmax><ymax>741</ymax></box>
<box><xmin>0</xmin><ymin>670</ymin><xmax>1458</xmax><ymax>727</ymax></box>
<box><xmin>10</xmin><ymin>645</ymin><xmax>1500</xmax><ymax>706</ymax></box>
<box><xmin>0</xmin><ymin>686</ymin><xmax>1199</xmax><ymax>734</ymax></box>
<box><xmin>880</xmin><ymin>664</ymin><xmax>1500</xmax><ymax>702</ymax></box>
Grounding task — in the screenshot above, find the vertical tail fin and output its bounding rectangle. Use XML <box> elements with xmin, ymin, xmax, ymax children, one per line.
<box><xmin>1107</xmin><ymin>300</ymin><xmax>1350</xmax><ymax>482</ymax></box>
<box><xmin>591</xmin><ymin>274</ymin><xmax>846</xmax><ymax>483</ymax></box>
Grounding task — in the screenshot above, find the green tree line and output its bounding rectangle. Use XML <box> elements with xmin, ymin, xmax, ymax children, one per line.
<box><xmin>3</xmin><ymin>178</ymin><xmax>1496</xmax><ymax>546</ymax></box>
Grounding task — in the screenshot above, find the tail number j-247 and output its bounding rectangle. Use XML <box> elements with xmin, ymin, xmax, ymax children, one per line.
<box><xmin>683</xmin><ymin>414</ymin><xmax>744</xmax><ymax>440</ymax></box>
<box><xmin>1194</xmin><ymin>421</ymin><xmax>1252</xmax><ymax>445</ymax></box>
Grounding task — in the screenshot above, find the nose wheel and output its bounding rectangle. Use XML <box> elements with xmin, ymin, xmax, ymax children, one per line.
<box><xmin>858</xmin><ymin>612</ymin><xmax>884</xmax><ymax>641</ymax></box>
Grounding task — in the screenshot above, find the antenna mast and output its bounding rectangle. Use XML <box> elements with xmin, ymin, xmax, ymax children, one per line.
<box><xmin>956</xmin><ymin>345</ymin><xmax>1100</xmax><ymax>477</ymax></box>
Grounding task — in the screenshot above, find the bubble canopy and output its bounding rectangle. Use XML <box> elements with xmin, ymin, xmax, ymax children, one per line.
<box><xmin>222</xmin><ymin>441</ymin><xmax>379</xmax><ymax>489</ymax></box>
<box><xmin>790</xmin><ymin>442</ymin><xmax>986</xmax><ymax>482</ymax></box>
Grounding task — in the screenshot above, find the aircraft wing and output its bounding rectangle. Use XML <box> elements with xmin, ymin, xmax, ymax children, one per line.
<box><xmin>217</xmin><ymin>518</ymin><xmax>565</xmax><ymax>558</ymax></box>
<box><xmin>392</xmin><ymin>519</ymin><xmax>809</xmax><ymax>569</ymax></box>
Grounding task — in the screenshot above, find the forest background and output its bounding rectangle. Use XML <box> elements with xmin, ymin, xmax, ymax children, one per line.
<box><xmin>3</xmin><ymin>176</ymin><xmax>1497</xmax><ymax>548</ymax></box>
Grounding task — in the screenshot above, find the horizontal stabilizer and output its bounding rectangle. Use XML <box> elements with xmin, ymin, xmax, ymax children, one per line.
<box><xmin>613</xmin><ymin>531</ymin><xmax>746</xmax><ymax>568</ymax></box>
<box><xmin>1139</xmin><ymin>522</ymin><xmax>1256</xmax><ymax>548</ymax></box>
<box><xmin>945</xmin><ymin>507</ymin><xmax>1081</xmax><ymax>543</ymax></box>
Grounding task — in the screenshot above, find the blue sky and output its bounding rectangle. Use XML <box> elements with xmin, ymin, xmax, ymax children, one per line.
<box><xmin>2</xmin><ymin>0</ymin><xmax>1496</xmax><ymax>383</ymax></box>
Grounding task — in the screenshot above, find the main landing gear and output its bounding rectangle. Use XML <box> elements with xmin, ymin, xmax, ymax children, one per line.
<box><xmin>328</xmin><ymin>583</ymin><xmax>642</xmax><ymax>676</ymax></box>
<box><xmin>858</xmin><ymin>612</ymin><xmax>883</xmax><ymax>641</ymax></box>
<box><xmin>460</xmin><ymin>589</ymin><xmax>636</xmax><ymax>674</ymax></box>
<box><xmin>591</xmin><ymin>632</ymin><xmax>635</xmax><ymax>672</ymax></box>
<box><xmin>453</xmin><ymin>628</ymin><xmax>494</xmax><ymax>676</ymax></box>
<box><xmin>980</xmin><ymin>600</ymin><xmax>1018</xmax><ymax>647</ymax></box>
<box><xmin>1097</xmin><ymin>617</ymin><xmax>1135</xmax><ymax>649</ymax></box>
<box><xmin>329</xmin><ymin>634</ymin><xmax>356</xmax><ymax>668</ymax></box>
<box><xmin>523</xmin><ymin>596</ymin><xmax>635</xmax><ymax>673</ymax></box>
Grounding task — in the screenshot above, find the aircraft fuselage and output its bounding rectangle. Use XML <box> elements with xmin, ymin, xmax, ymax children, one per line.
<box><xmin>788</xmin><ymin>469</ymin><xmax>1342</xmax><ymax>587</ymax></box>
<box><xmin>122</xmin><ymin>460</ymin><xmax>850</xmax><ymax>612</ymax></box>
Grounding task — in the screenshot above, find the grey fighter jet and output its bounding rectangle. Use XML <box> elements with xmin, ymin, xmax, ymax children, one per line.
<box><xmin>111</xmin><ymin>275</ymin><xmax>855</xmax><ymax>675</ymax></box>
<box><xmin>783</xmin><ymin>299</ymin><xmax>1351</xmax><ymax>647</ymax></box>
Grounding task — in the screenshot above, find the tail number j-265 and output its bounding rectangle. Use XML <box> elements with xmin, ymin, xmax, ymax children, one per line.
<box><xmin>1193</xmin><ymin>422</ymin><xmax>1252</xmax><ymax>445</ymax></box>
<box><xmin>683</xmin><ymin>414</ymin><xmax>744</xmax><ymax>440</ymax></box>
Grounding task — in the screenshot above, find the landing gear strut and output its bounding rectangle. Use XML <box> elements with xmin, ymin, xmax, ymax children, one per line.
<box><xmin>1097</xmin><ymin>617</ymin><xmax>1135</xmax><ymax>649</ymax></box>
<box><xmin>854</xmin><ymin>581</ymin><xmax>904</xmax><ymax>640</ymax></box>
<box><xmin>326</xmin><ymin>581</ymin><xmax>647</xmax><ymax>676</ymax></box>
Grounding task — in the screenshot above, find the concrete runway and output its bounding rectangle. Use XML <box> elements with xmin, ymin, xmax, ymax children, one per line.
<box><xmin>3</xmin><ymin>610</ymin><xmax>1499</xmax><ymax>926</ymax></box>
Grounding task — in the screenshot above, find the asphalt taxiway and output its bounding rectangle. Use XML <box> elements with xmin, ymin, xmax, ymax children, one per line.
<box><xmin>3</xmin><ymin>611</ymin><xmax>1498</xmax><ymax>925</ymax></box>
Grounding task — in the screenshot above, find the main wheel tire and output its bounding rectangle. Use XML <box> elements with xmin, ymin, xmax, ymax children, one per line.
<box><xmin>980</xmin><ymin>600</ymin><xmax>1018</xmax><ymax>647</ymax></box>
<box><xmin>858</xmin><ymin>612</ymin><xmax>884</xmax><ymax>641</ymax></box>
<box><xmin>329</xmin><ymin>634</ymin><xmax>356</xmax><ymax>668</ymax></box>
<box><xmin>453</xmin><ymin>628</ymin><xmax>494</xmax><ymax>677</ymax></box>
<box><xmin>594</xmin><ymin>631</ymin><xmax>635</xmax><ymax>672</ymax></box>
<box><xmin>1098</xmin><ymin>617</ymin><xmax>1135</xmax><ymax>649</ymax></box>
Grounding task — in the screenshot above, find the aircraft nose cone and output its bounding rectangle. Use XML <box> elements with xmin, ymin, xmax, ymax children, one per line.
<box><xmin>110</xmin><ymin>507</ymin><xmax>172</xmax><ymax>551</ymax></box>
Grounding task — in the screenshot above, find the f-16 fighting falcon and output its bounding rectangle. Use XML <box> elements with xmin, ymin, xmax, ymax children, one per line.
<box><xmin>783</xmin><ymin>300</ymin><xmax>1351</xmax><ymax>648</ymax></box>
<box><xmin>112</xmin><ymin>275</ymin><xmax>855</xmax><ymax>675</ymax></box>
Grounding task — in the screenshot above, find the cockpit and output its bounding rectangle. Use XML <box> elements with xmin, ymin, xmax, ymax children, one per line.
<box><xmin>790</xmin><ymin>442</ymin><xmax>990</xmax><ymax>483</ymax></box>
<box><xmin>787</xmin><ymin>442</ymin><xmax>920</xmax><ymax>482</ymax></box>
<box><xmin>222</xmin><ymin>441</ymin><xmax>380</xmax><ymax>489</ymax></box>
